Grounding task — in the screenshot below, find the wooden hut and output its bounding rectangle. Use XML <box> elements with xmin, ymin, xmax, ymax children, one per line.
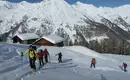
<box><xmin>34</xmin><ymin>34</ymin><xmax>64</xmax><ymax>47</ymax></box>
<box><xmin>12</xmin><ymin>33</ymin><xmax>39</xmax><ymax>44</ymax></box>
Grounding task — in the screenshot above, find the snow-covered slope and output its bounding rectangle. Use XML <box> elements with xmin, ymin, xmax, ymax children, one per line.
<box><xmin>0</xmin><ymin>43</ymin><xmax>130</xmax><ymax>80</ymax></box>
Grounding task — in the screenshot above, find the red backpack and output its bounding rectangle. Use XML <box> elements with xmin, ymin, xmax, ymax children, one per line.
<box><xmin>123</xmin><ymin>63</ymin><xmax>127</xmax><ymax>67</ymax></box>
<box><xmin>43</xmin><ymin>49</ymin><xmax>47</xmax><ymax>56</ymax></box>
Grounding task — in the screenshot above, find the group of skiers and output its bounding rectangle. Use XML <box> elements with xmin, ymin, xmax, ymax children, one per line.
<box><xmin>23</xmin><ymin>45</ymin><xmax>62</xmax><ymax>71</ymax></box>
<box><xmin>22</xmin><ymin>45</ymin><xmax>127</xmax><ymax>72</ymax></box>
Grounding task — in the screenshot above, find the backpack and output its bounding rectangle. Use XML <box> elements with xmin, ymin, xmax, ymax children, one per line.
<box><xmin>124</xmin><ymin>63</ymin><xmax>127</xmax><ymax>67</ymax></box>
<box><xmin>29</xmin><ymin>49</ymin><xmax>36</xmax><ymax>58</ymax></box>
<box><xmin>32</xmin><ymin>46</ymin><xmax>37</xmax><ymax>50</ymax></box>
<box><xmin>92</xmin><ymin>58</ymin><xmax>96</xmax><ymax>64</ymax></box>
<box><xmin>59</xmin><ymin>53</ymin><xmax>62</xmax><ymax>56</ymax></box>
<box><xmin>43</xmin><ymin>50</ymin><xmax>47</xmax><ymax>56</ymax></box>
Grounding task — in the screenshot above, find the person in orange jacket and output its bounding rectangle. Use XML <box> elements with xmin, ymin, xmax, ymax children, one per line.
<box><xmin>90</xmin><ymin>58</ymin><xmax>96</xmax><ymax>68</ymax></box>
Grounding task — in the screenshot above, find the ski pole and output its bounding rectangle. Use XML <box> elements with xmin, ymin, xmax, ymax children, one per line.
<box><xmin>48</xmin><ymin>54</ymin><xmax>51</xmax><ymax>63</ymax></box>
<box><xmin>21</xmin><ymin>52</ymin><xmax>23</xmax><ymax>68</ymax></box>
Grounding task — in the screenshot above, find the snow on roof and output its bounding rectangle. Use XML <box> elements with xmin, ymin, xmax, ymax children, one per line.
<box><xmin>14</xmin><ymin>33</ymin><xmax>39</xmax><ymax>40</ymax></box>
<box><xmin>42</xmin><ymin>34</ymin><xmax>64</xmax><ymax>44</ymax></box>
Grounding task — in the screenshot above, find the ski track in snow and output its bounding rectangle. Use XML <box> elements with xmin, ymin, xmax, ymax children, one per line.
<box><xmin>18</xmin><ymin>61</ymin><xmax>76</xmax><ymax>80</ymax></box>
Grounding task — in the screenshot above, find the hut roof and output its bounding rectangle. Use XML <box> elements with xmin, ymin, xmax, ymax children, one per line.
<box><xmin>41</xmin><ymin>34</ymin><xmax>64</xmax><ymax>44</ymax></box>
<box><xmin>14</xmin><ymin>33</ymin><xmax>39</xmax><ymax>40</ymax></box>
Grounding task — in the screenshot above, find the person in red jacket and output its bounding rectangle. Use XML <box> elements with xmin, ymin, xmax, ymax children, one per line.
<box><xmin>43</xmin><ymin>48</ymin><xmax>50</xmax><ymax>63</ymax></box>
<box><xmin>37</xmin><ymin>49</ymin><xmax>44</xmax><ymax>68</ymax></box>
<box><xmin>122</xmin><ymin>62</ymin><xmax>127</xmax><ymax>72</ymax></box>
<box><xmin>90</xmin><ymin>58</ymin><xmax>96</xmax><ymax>68</ymax></box>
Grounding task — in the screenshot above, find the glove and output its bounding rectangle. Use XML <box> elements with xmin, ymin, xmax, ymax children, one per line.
<box><xmin>21</xmin><ymin>52</ymin><xmax>23</xmax><ymax>57</ymax></box>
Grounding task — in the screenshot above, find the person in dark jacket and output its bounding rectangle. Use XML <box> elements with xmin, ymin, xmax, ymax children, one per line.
<box><xmin>122</xmin><ymin>62</ymin><xmax>127</xmax><ymax>72</ymax></box>
<box><xmin>43</xmin><ymin>48</ymin><xmax>50</xmax><ymax>63</ymax></box>
<box><xmin>56</xmin><ymin>52</ymin><xmax>62</xmax><ymax>63</ymax></box>
<box><xmin>90</xmin><ymin>58</ymin><xmax>96</xmax><ymax>68</ymax></box>
<box><xmin>37</xmin><ymin>49</ymin><xmax>44</xmax><ymax>68</ymax></box>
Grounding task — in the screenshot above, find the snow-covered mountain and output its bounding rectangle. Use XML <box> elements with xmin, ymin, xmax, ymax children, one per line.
<box><xmin>0</xmin><ymin>0</ymin><xmax>86</xmax><ymax>39</ymax></box>
<box><xmin>72</xmin><ymin>1</ymin><xmax>130</xmax><ymax>54</ymax></box>
<box><xmin>0</xmin><ymin>0</ymin><xmax>130</xmax><ymax>54</ymax></box>
<box><xmin>73</xmin><ymin>1</ymin><xmax>130</xmax><ymax>31</ymax></box>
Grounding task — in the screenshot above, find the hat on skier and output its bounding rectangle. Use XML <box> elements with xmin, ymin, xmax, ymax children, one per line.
<box><xmin>38</xmin><ymin>49</ymin><xmax>43</xmax><ymax>52</ymax></box>
<box><xmin>29</xmin><ymin>45</ymin><xmax>33</xmax><ymax>49</ymax></box>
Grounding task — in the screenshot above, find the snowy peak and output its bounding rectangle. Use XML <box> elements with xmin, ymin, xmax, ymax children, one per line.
<box><xmin>0</xmin><ymin>1</ymin><xmax>16</xmax><ymax>9</ymax></box>
<box><xmin>74</xmin><ymin>1</ymin><xmax>96</xmax><ymax>8</ymax></box>
<box><xmin>40</xmin><ymin>0</ymin><xmax>84</xmax><ymax>23</ymax></box>
<box><xmin>0</xmin><ymin>0</ymin><xmax>84</xmax><ymax>24</ymax></box>
<box><xmin>73</xmin><ymin>1</ymin><xmax>130</xmax><ymax>29</ymax></box>
<box><xmin>73</xmin><ymin>1</ymin><xmax>130</xmax><ymax>19</ymax></box>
